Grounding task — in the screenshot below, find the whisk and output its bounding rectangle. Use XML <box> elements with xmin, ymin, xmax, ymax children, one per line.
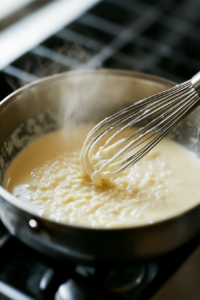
<box><xmin>80</xmin><ymin>72</ymin><xmax>200</xmax><ymax>185</ymax></box>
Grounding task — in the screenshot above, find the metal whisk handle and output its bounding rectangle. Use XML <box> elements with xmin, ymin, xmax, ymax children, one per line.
<box><xmin>192</xmin><ymin>72</ymin><xmax>200</xmax><ymax>95</ymax></box>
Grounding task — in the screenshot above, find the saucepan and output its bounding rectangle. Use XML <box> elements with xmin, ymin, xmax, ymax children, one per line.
<box><xmin>1</xmin><ymin>70</ymin><xmax>200</xmax><ymax>266</ymax></box>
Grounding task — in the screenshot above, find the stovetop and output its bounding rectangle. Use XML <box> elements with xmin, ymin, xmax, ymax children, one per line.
<box><xmin>1</xmin><ymin>221</ymin><xmax>200</xmax><ymax>300</ymax></box>
<box><xmin>0</xmin><ymin>0</ymin><xmax>200</xmax><ymax>299</ymax></box>
<box><xmin>1</xmin><ymin>0</ymin><xmax>200</xmax><ymax>103</ymax></box>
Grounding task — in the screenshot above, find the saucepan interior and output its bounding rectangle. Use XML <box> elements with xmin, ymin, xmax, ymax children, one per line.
<box><xmin>1</xmin><ymin>70</ymin><xmax>200</xmax><ymax>266</ymax></box>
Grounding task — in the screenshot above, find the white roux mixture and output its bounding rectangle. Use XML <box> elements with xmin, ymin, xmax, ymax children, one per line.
<box><xmin>3</xmin><ymin>125</ymin><xmax>200</xmax><ymax>228</ymax></box>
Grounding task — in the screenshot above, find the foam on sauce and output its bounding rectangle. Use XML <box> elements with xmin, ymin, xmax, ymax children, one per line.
<box><xmin>3</xmin><ymin>124</ymin><xmax>200</xmax><ymax>228</ymax></box>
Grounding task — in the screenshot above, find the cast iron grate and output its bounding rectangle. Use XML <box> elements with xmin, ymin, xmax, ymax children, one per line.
<box><xmin>1</xmin><ymin>0</ymin><xmax>200</xmax><ymax>101</ymax></box>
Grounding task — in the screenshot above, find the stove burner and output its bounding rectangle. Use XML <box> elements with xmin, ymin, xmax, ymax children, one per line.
<box><xmin>55</xmin><ymin>279</ymin><xmax>90</xmax><ymax>300</ymax></box>
<box><xmin>103</xmin><ymin>266</ymin><xmax>145</xmax><ymax>292</ymax></box>
<box><xmin>54</xmin><ymin>265</ymin><xmax>148</xmax><ymax>300</ymax></box>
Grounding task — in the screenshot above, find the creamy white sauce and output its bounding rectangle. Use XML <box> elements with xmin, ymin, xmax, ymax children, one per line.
<box><xmin>3</xmin><ymin>125</ymin><xmax>200</xmax><ymax>228</ymax></box>
<box><xmin>80</xmin><ymin>126</ymin><xmax>145</xmax><ymax>186</ymax></box>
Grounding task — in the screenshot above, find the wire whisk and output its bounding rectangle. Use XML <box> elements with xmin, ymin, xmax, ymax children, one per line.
<box><xmin>80</xmin><ymin>72</ymin><xmax>200</xmax><ymax>186</ymax></box>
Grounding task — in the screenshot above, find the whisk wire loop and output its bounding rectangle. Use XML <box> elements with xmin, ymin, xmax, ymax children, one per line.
<box><xmin>81</xmin><ymin>73</ymin><xmax>200</xmax><ymax>181</ymax></box>
<box><xmin>95</xmin><ymin>91</ymin><xmax>199</xmax><ymax>176</ymax></box>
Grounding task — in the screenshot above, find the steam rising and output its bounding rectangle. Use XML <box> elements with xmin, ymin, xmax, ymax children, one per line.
<box><xmin>6</xmin><ymin>42</ymin><xmax>98</xmax><ymax>91</ymax></box>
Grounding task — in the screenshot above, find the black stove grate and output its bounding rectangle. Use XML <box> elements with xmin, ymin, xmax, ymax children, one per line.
<box><xmin>1</xmin><ymin>0</ymin><xmax>200</xmax><ymax>101</ymax></box>
<box><xmin>1</xmin><ymin>221</ymin><xmax>200</xmax><ymax>300</ymax></box>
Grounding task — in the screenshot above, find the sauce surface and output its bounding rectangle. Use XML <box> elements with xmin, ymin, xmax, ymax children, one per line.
<box><xmin>3</xmin><ymin>125</ymin><xmax>200</xmax><ymax>228</ymax></box>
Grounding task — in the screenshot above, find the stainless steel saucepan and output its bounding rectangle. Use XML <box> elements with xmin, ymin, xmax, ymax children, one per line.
<box><xmin>1</xmin><ymin>70</ymin><xmax>200</xmax><ymax>266</ymax></box>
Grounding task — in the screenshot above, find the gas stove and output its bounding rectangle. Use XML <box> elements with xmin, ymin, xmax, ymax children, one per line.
<box><xmin>1</xmin><ymin>221</ymin><xmax>200</xmax><ymax>300</ymax></box>
<box><xmin>1</xmin><ymin>0</ymin><xmax>200</xmax><ymax>299</ymax></box>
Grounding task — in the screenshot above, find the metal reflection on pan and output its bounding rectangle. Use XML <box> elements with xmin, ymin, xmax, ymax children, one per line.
<box><xmin>0</xmin><ymin>70</ymin><xmax>200</xmax><ymax>266</ymax></box>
